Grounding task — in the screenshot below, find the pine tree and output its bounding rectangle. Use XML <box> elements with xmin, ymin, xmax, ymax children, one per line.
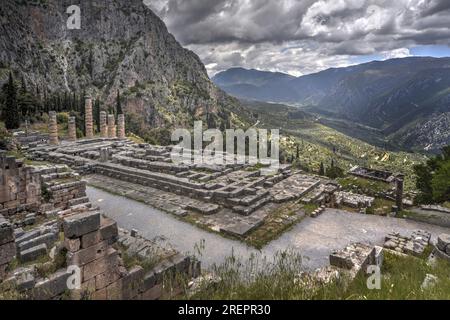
<box><xmin>3</xmin><ymin>72</ymin><xmax>20</xmax><ymax>130</ymax></box>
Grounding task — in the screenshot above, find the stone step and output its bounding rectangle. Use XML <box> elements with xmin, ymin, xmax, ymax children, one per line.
<box><xmin>233</xmin><ymin>196</ymin><xmax>271</xmax><ymax>216</ymax></box>
<box><xmin>94</xmin><ymin>165</ymin><xmax>210</xmax><ymax>199</ymax></box>
<box><xmin>17</xmin><ymin>232</ymin><xmax>58</xmax><ymax>252</ymax></box>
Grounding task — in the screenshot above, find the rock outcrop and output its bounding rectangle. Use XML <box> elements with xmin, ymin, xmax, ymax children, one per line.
<box><xmin>0</xmin><ymin>0</ymin><xmax>249</xmax><ymax>131</ymax></box>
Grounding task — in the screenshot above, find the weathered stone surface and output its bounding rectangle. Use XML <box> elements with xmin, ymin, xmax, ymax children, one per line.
<box><xmin>64</xmin><ymin>238</ymin><xmax>81</xmax><ymax>253</ymax></box>
<box><xmin>81</xmin><ymin>230</ymin><xmax>101</xmax><ymax>249</ymax></box>
<box><xmin>117</xmin><ymin>114</ymin><xmax>126</xmax><ymax>140</ymax></box>
<box><xmin>19</xmin><ymin>243</ymin><xmax>47</xmax><ymax>263</ymax></box>
<box><xmin>421</xmin><ymin>274</ymin><xmax>439</xmax><ymax>290</ymax></box>
<box><xmin>33</xmin><ymin>269</ymin><xmax>71</xmax><ymax>300</ymax></box>
<box><xmin>67</xmin><ymin>240</ymin><xmax>109</xmax><ymax>267</ymax></box>
<box><xmin>330</xmin><ymin>243</ymin><xmax>375</xmax><ymax>278</ymax></box>
<box><xmin>385</xmin><ymin>230</ymin><xmax>431</xmax><ymax>257</ymax></box>
<box><xmin>63</xmin><ymin>211</ymin><xmax>100</xmax><ymax>239</ymax></box>
<box><xmin>48</xmin><ymin>111</ymin><xmax>59</xmax><ymax>145</ymax></box>
<box><xmin>15</xmin><ymin>268</ymin><xmax>36</xmax><ymax>292</ymax></box>
<box><xmin>82</xmin><ymin>248</ymin><xmax>119</xmax><ymax>281</ymax></box>
<box><xmin>95</xmin><ymin>268</ymin><xmax>121</xmax><ymax>291</ymax></box>
<box><xmin>18</xmin><ymin>232</ymin><xmax>58</xmax><ymax>252</ymax></box>
<box><xmin>100</xmin><ymin>111</ymin><xmax>108</xmax><ymax>138</ymax></box>
<box><xmin>85</xmin><ymin>96</ymin><xmax>94</xmax><ymax>139</ymax></box>
<box><xmin>68</xmin><ymin>117</ymin><xmax>77</xmax><ymax>141</ymax></box>
<box><xmin>121</xmin><ymin>266</ymin><xmax>145</xmax><ymax>300</ymax></box>
<box><xmin>437</xmin><ymin>234</ymin><xmax>450</xmax><ymax>254</ymax></box>
<box><xmin>141</xmin><ymin>271</ymin><xmax>156</xmax><ymax>292</ymax></box>
<box><xmin>0</xmin><ymin>215</ymin><xmax>14</xmax><ymax>245</ymax></box>
<box><xmin>140</xmin><ymin>284</ymin><xmax>162</xmax><ymax>300</ymax></box>
<box><xmin>0</xmin><ymin>241</ymin><xmax>16</xmax><ymax>265</ymax></box>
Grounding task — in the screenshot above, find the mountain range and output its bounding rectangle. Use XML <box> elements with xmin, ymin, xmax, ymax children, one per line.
<box><xmin>213</xmin><ymin>58</ymin><xmax>450</xmax><ymax>153</ymax></box>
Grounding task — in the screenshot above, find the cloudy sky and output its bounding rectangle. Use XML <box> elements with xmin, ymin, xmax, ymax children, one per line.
<box><xmin>144</xmin><ymin>0</ymin><xmax>450</xmax><ymax>76</ymax></box>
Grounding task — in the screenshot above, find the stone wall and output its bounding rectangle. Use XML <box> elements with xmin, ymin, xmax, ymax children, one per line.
<box><xmin>0</xmin><ymin>152</ymin><xmax>41</xmax><ymax>216</ymax></box>
<box><xmin>0</xmin><ymin>215</ymin><xmax>15</xmax><ymax>281</ymax></box>
<box><xmin>0</xmin><ymin>158</ymin><xmax>200</xmax><ymax>300</ymax></box>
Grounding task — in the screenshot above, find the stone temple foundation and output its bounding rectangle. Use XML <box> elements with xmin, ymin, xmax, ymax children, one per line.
<box><xmin>0</xmin><ymin>152</ymin><xmax>199</xmax><ymax>299</ymax></box>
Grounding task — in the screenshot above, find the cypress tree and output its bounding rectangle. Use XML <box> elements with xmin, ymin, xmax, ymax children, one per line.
<box><xmin>116</xmin><ymin>90</ymin><xmax>123</xmax><ymax>116</ymax></box>
<box><xmin>3</xmin><ymin>72</ymin><xmax>20</xmax><ymax>130</ymax></box>
<box><xmin>94</xmin><ymin>98</ymin><xmax>101</xmax><ymax>133</ymax></box>
<box><xmin>319</xmin><ymin>162</ymin><xmax>325</xmax><ymax>176</ymax></box>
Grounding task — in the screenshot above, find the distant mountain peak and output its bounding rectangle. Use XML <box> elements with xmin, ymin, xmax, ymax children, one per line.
<box><xmin>213</xmin><ymin>56</ymin><xmax>450</xmax><ymax>152</ymax></box>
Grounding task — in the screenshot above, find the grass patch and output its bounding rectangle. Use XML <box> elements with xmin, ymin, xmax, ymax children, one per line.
<box><xmin>338</xmin><ymin>176</ymin><xmax>391</xmax><ymax>195</ymax></box>
<box><xmin>187</xmin><ymin>250</ymin><xmax>450</xmax><ymax>300</ymax></box>
<box><xmin>246</xmin><ymin>202</ymin><xmax>305</xmax><ymax>249</ymax></box>
<box><xmin>117</xmin><ymin>243</ymin><xmax>159</xmax><ymax>273</ymax></box>
<box><xmin>366</xmin><ymin>198</ymin><xmax>395</xmax><ymax>216</ymax></box>
<box><xmin>302</xmin><ymin>203</ymin><xmax>319</xmax><ymax>215</ymax></box>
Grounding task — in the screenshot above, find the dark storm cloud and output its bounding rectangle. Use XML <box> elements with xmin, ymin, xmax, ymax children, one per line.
<box><xmin>144</xmin><ymin>0</ymin><xmax>450</xmax><ymax>76</ymax></box>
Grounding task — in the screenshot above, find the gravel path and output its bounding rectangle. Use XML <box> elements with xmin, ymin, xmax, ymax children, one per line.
<box><xmin>87</xmin><ymin>186</ymin><xmax>450</xmax><ymax>270</ymax></box>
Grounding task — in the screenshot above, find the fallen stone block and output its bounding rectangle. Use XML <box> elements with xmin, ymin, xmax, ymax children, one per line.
<box><xmin>14</xmin><ymin>268</ymin><xmax>36</xmax><ymax>292</ymax></box>
<box><xmin>63</xmin><ymin>211</ymin><xmax>100</xmax><ymax>239</ymax></box>
<box><xmin>18</xmin><ymin>232</ymin><xmax>58</xmax><ymax>252</ymax></box>
<box><xmin>33</xmin><ymin>269</ymin><xmax>71</xmax><ymax>300</ymax></box>
<box><xmin>330</xmin><ymin>243</ymin><xmax>375</xmax><ymax>278</ymax></box>
<box><xmin>19</xmin><ymin>243</ymin><xmax>47</xmax><ymax>263</ymax></box>
<box><xmin>421</xmin><ymin>274</ymin><xmax>439</xmax><ymax>291</ymax></box>
<box><xmin>437</xmin><ymin>234</ymin><xmax>450</xmax><ymax>255</ymax></box>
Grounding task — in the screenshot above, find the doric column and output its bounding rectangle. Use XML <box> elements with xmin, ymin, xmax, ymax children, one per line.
<box><xmin>84</xmin><ymin>96</ymin><xmax>94</xmax><ymax>139</ymax></box>
<box><xmin>68</xmin><ymin>117</ymin><xmax>77</xmax><ymax>141</ymax></box>
<box><xmin>48</xmin><ymin>111</ymin><xmax>59</xmax><ymax>145</ymax></box>
<box><xmin>117</xmin><ymin>114</ymin><xmax>125</xmax><ymax>140</ymax></box>
<box><xmin>100</xmin><ymin>111</ymin><xmax>108</xmax><ymax>138</ymax></box>
<box><xmin>108</xmin><ymin>114</ymin><xmax>116</xmax><ymax>138</ymax></box>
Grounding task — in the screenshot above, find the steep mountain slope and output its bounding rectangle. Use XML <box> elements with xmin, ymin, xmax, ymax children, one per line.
<box><xmin>213</xmin><ymin>58</ymin><xmax>450</xmax><ymax>152</ymax></box>
<box><xmin>0</xmin><ymin>0</ymin><xmax>249</xmax><ymax>133</ymax></box>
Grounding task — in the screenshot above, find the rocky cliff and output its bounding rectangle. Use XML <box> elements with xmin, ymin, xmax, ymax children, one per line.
<box><xmin>0</xmin><ymin>0</ymin><xmax>248</xmax><ymax>133</ymax></box>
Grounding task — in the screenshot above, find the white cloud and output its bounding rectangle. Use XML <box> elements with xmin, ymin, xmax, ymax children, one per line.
<box><xmin>382</xmin><ymin>48</ymin><xmax>412</xmax><ymax>60</ymax></box>
<box><xmin>148</xmin><ymin>0</ymin><xmax>450</xmax><ymax>76</ymax></box>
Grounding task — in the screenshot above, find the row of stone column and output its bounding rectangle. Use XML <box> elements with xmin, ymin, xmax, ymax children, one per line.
<box><xmin>48</xmin><ymin>96</ymin><xmax>126</xmax><ymax>145</ymax></box>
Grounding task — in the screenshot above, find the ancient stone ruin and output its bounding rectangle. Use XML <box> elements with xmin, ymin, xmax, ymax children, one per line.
<box><xmin>48</xmin><ymin>111</ymin><xmax>59</xmax><ymax>146</ymax></box>
<box><xmin>434</xmin><ymin>234</ymin><xmax>450</xmax><ymax>262</ymax></box>
<box><xmin>0</xmin><ymin>155</ymin><xmax>199</xmax><ymax>300</ymax></box>
<box><xmin>384</xmin><ymin>230</ymin><xmax>431</xmax><ymax>256</ymax></box>
<box><xmin>108</xmin><ymin>115</ymin><xmax>116</xmax><ymax>139</ymax></box>
<box><xmin>68</xmin><ymin>117</ymin><xmax>77</xmax><ymax>142</ymax></box>
<box><xmin>100</xmin><ymin>111</ymin><xmax>108</xmax><ymax>138</ymax></box>
<box><xmin>85</xmin><ymin>96</ymin><xmax>94</xmax><ymax>140</ymax></box>
<box><xmin>0</xmin><ymin>105</ymin><xmax>203</xmax><ymax>300</ymax></box>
